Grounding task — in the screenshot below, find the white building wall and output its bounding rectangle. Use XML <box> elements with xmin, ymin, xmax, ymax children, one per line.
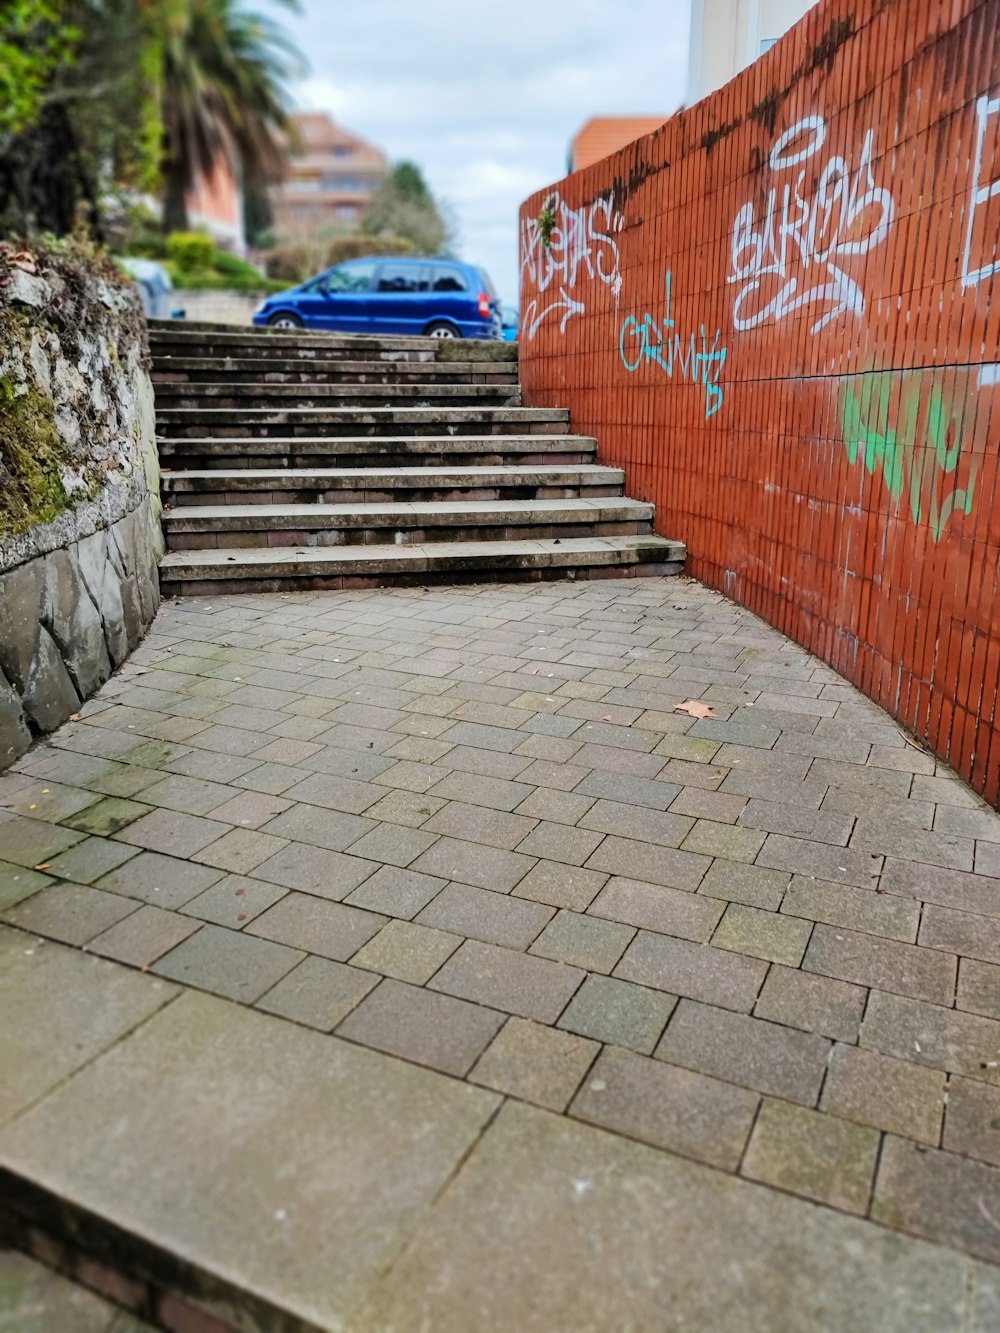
<box><xmin>688</xmin><ymin>0</ymin><xmax>814</xmax><ymax>104</ymax></box>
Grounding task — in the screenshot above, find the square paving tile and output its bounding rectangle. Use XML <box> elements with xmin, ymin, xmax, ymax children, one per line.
<box><xmin>0</xmin><ymin>860</ymin><xmax>52</xmax><ymax>912</ymax></box>
<box><xmin>470</xmin><ymin>1017</ymin><xmax>598</xmax><ymax>1111</ymax></box>
<box><xmin>35</xmin><ymin>836</ymin><xmax>140</xmax><ymax>886</ymax></box>
<box><xmin>558</xmin><ymin>974</ymin><xmax>676</xmax><ymax>1053</ymax></box>
<box><xmin>343</xmin><ymin>864</ymin><xmax>447</xmax><ymax>919</ymax></box>
<box><xmin>351</xmin><ymin>919</ymin><xmax>462</xmax><ymax>984</ymax></box>
<box><xmin>180</xmin><ymin>874</ymin><xmax>288</xmax><ymax>928</ymax></box>
<box><xmin>429</xmin><ymin>939</ymin><xmax>584</xmax><ymax>1023</ymax></box>
<box><xmin>256</xmin><ymin>955</ymin><xmax>379</xmax><ymax>1030</ymax></box>
<box><xmin>344</xmin><ymin>824</ymin><xmax>438</xmax><ymax>868</ymax></box>
<box><xmin>511</xmin><ymin>860</ymin><xmax>607</xmax><ymax>911</ymax></box>
<box><xmin>96</xmin><ymin>851</ymin><xmax>225</xmax><ymax>910</ymax></box>
<box><xmin>338</xmin><ymin>977</ymin><xmax>505</xmax><ymax>1076</ymax></box>
<box><xmin>153</xmin><ymin>923</ymin><xmax>303</xmax><ymax>1002</ymax></box>
<box><xmin>1</xmin><ymin>883</ymin><xmax>139</xmax><ymax>946</ymax></box>
<box><xmin>743</xmin><ymin>1099</ymin><xmax>879</xmax><ymax>1215</ymax></box>
<box><xmin>88</xmin><ymin>905</ymin><xmax>202</xmax><ymax>968</ymax></box>
<box><xmin>246</xmin><ymin>893</ymin><xmax>385</xmax><ymax>961</ymax></box>
<box><xmin>63</xmin><ymin>797</ymin><xmax>152</xmax><ymax>836</ymax></box>
<box><xmin>1</xmin><ymin>816</ymin><xmax>86</xmax><ymax>869</ymax></box>
<box><xmin>572</xmin><ymin>1045</ymin><xmax>758</xmax><ymax>1171</ymax></box>
<box><xmin>530</xmin><ymin>910</ymin><xmax>634</xmax><ymax>973</ymax></box>
<box><xmin>115</xmin><ymin>809</ymin><xmax>230</xmax><ymax>858</ymax></box>
<box><xmin>192</xmin><ymin>828</ymin><xmax>290</xmax><ymax>874</ymax></box>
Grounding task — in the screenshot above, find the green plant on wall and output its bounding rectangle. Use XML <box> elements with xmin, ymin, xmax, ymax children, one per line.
<box><xmin>537</xmin><ymin>197</ymin><xmax>557</xmax><ymax>249</ymax></box>
<box><xmin>841</xmin><ymin>371</ymin><xmax>978</xmax><ymax>542</ymax></box>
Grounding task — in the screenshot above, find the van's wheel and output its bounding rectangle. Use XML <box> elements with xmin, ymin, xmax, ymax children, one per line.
<box><xmin>269</xmin><ymin>313</ymin><xmax>303</xmax><ymax>329</ymax></box>
<box><xmin>425</xmin><ymin>321</ymin><xmax>460</xmax><ymax>339</ymax></box>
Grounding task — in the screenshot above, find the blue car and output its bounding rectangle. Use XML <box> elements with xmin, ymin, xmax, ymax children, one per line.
<box><xmin>254</xmin><ymin>255</ymin><xmax>502</xmax><ymax>339</ymax></box>
<box><xmin>501</xmin><ymin>305</ymin><xmax>519</xmax><ymax>341</ymax></box>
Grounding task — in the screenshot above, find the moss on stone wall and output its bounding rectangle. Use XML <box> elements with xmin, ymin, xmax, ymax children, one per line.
<box><xmin>0</xmin><ymin>357</ymin><xmax>67</xmax><ymax>532</ymax></box>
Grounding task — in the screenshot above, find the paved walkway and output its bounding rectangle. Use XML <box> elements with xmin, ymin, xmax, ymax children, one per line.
<box><xmin>3</xmin><ymin>575</ymin><xmax>1000</xmax><ymax>1328</ymax></box>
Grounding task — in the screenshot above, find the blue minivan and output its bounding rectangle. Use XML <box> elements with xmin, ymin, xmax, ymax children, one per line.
<box><xmin>254</xmin><ymin>255</ymin><xmax>503</xmax><ymax>339</ymax></box>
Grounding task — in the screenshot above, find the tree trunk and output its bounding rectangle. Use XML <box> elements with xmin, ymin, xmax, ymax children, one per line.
<box><xmin>162</xmin><ymin>161</ymin><xmax>189</xmax><ymax>234</ymax></box>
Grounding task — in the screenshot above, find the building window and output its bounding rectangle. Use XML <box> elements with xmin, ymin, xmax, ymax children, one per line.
<box><xmin>759</xmin><ymin>37</ymin><xmax>777</xmax><ymax>55</ymax></box>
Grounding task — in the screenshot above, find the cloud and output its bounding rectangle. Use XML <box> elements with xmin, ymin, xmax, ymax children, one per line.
<box><xmin>282</xmin><ymin>0</ymin><xmax>690</xmax><ymax>301</ymax></box>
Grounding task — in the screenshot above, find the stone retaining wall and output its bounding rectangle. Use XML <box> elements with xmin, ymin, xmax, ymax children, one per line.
<box><xmin>0</xmin><ymin>246</ymin><xmax>163</xmax><ymax>767</ymax></box>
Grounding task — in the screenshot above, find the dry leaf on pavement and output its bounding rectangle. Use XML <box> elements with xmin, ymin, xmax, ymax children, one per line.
<box><xmin>674</xmin><ymin>699</ymin><xmax>716</xmax><ymax>719</ymax></box>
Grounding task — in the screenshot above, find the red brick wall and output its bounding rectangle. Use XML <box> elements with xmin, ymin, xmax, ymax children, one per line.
<box><xmin>518</xmin><ymin>0</ymin><xmax>1000</xmax><ymax>806</ymax></box>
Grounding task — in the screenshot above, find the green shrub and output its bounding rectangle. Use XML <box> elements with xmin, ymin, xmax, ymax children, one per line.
<box><xmin>166</xmin><ymin>231</ymin><xmax>215</xmax><ymax>273</ymax></box>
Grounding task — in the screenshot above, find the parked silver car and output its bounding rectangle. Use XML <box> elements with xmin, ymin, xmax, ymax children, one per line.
<box><xmin>118</xmin><ymin>259</ymin><xmax>185</xmax><ymax>320</ymax></box>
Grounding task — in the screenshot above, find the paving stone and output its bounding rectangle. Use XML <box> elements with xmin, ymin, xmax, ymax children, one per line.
<box><xmin>138</xmin><ymin>773</ymin><xmax>234</xmax><ymax>816</ymax></box>
<box><xmin>754</xmin><ymin>965</ymin><xmax>867</xmax><ymax>1042</ymax></box>
<box><xmin>430</xmin><ymin>939</ymin><xmax>583</xmax><ymax>1023</ymax></box>
<box><xmin>356</xmin><ymin>1098</ymin><xmax>1000</xmax><ymax>1332</ymax></box>
<box><xmin>256</xmin><ymin>955</ymin><xmax>379</xmax><ymax>1029</ymax></box>
<box><xmin>657</xmin><ymin>759</ymin><xmax>730</xmax><ymax>792</ymax></box>
<box><xmin>530</xmin><ymin>909</ymin><xmax>634</xmax><ymax>973</ymax></box>
<box><xmin>911</xmin><ymin>774</ymin><xmax>982</xmax><ymax>808</ymax></box>
<box><xmin>978</xmin><ymin>843</ymin><xmax>1000</xmax><ymax>877</ymax></box>
<box><xmin>872</xmin><ymin>1136</ymin><xmax>1000</xmax><ymax>1265</ymax></box>
<box><xmin>669</xmin><ymin>786</ymin><xmax>747</xmax><ymax>824</ymax></box>
<box><xmin>205</xmin><ymin>790</ymin><xmax>293</xmax><ymax>828</ymax></box>
<box><xmin>571</xmin><ymin>744</ymin><xmax>664</xmax><ymax>778</ymax></box>
<box><xmin>180</xmin><ymin>873</ymin><xmax>288</xmax><ymax>928</ymax></box>
<box><xmin>680</xmin><ymin>820</ymin><xmax>765</xmax><ymax>863</ymax></box>
<box><xmin>572</xmin><ymin>1045</ymin><xmax>758</xmax><ymax>1170</ymax></box>
<box><xmin>850</xmin><ymin>819</ymin><xmax>975</xmax><ymax>873</ymax></box>
<box><xmin>558</xmin><ymin>974</ymin><xmax>676</xmax><ymax>1053</ymax></box>
<box><xmin>427</xmin><ymin>771</ymin><xmax>533</xmax><ymax>814</ymax></box>
<box><xmin>743</xmin><ymin>1099</ymin><xmax>879</xmax><ymax>1215</ymax></box>
<box><xmin>192</xmin><ymin>827</ymin><xmax>290</xmax><ymax>874</ymax></box>
<box><xmin>1</xmin><ymin>882</ymin><xmax>138</xmax><ymax>946</ymax></box>
<box><xmin>821</xmin><ymin>1044</ymin><xmax>945</xmax><ymax>1143</ymax></box>
<box><xmin>42</xmin><ymin>836</ymin><xmax>140</xmax><ymax>885</ymax></box>
<box><xmin>0</xmin><ymin>987</ymin><xmax>497</xmax><ymax>1328</ymax></box>
<box><xmin>804</xmin><ymin>924</ymin><xmax>957</xmax><ymax>1006</ymax></box>
<box><xmin>757</xmin><ymin>833</ymin><xmax>883</xmax><ymax>888</ymax></box>
<box><xmin>234</xmin><ymin>761</ymin><xmax>309</xmax><ymax>795</ymax></box>
<box><xmin>574</xmin><ymin>771</ymin><xmax>680</xmax><ymax>810</ymax></box>
<box><xmin>96</xmin><ymin>850</ymin><xmax>224</xmax><ymax>910</ymax></box>
<box><xmin>861</xmin><ymin>990</ymin><xmax>1000</xmax><ymax>1084</ymax></box>
<box><xmin>512</xmin><ymin>859</ymin><xmax>607</xmax><ymax>911</ymax></box>
<box><xmin>249</xmin><ymin>843</ymin><xmax>377</xmax><ymax>900</ymax></box>
<box><xmin>942</xmin><ymin>1076</ymin><xmax>1000</xmax><ymax>1166</ymax></box>
<box><xmin>258</xmin><ymin>803</ymin><xmax>376</xmax><ymax>851</ymax></box>
<box><xmin>696</xmin><ymin>858</ymin><xmax>789</xmax><ymax>910</ymax></box>
<box><xmin>514</xmin><ymin>821</ymin><xmax>604</xmax><ymax>866</ymax></box>
<box><xmin>423</xmin><ymin>801</ymin><xmax>536</xmax><ymax>851</ymax></box>
<box><xmin>615</xmin><ymin>931</ymin><xmax>767</xmax><ymax>1012</ymax></box>
<box><xmin>409</xmin><ymin>836</ymin><xmax>533</xmax><ymax>892</ymax></box>
<box><xmin>470</xmin><ymin>1017</ymin><xmax>598</xmax><ymax>1111</ymax></box>
<box><xmin>115</xmin><ymin>808</ymin><xmax>230</xmax><ymax>859</ymax></box>
<box><xmin>341</xmin><ymin>823</ymin><xmax>438</xmax><ymax>868</ymax></box>
<box><xmin>656</xmin><ymin>998</ymin><xmax>830</xmax><ymax>1105</ymax></box>
<box><xmin>0</xmin><ymin>859</ymin><xmax>52</xmax><ymax>911</ymax></box>
<box><xmin>5</xmin><ymin>779</ymin><xmax>100</xmax><ymax>823</ymax></box>
<box><xmin>363</xmin><ymin>788</ymin><xmax>447</xmax><ymax>828</ymax></box>
<box><xmin>246</xmin><ymin>892</ymin><xmax>384</xmax><ymax>961</ymax></box>
<box><xmin>352</xmin><ymin>918</ymin><xmax>461</xmax><ymax>984</ymax></box>
<box><xmin>781</xmin><ymin>875</ymin><xmax>919</xmax><ymax>942</ymax></box>
<box><xmin>957</xmin><ymin>958</ymin><xmax>1000</xmax><ymax>1020</ymax></box>
<box><xmin>1</xmin><ymin>815</ymin><xmax>86</xmax><ymax>868</ymax></box>
<box><xmin>738</xmin><ymin>798</ymin><xmax>853</xmax><ymax>845</ymax></box>
<box><xmin>61</xmin><ymin>796</ymin><xmax>152</xmax><ymax>836</ymax></box>
<box><xmin>153</xmin><ymin>922</ymin><xmax>303</xmax><ymax>1001</ymax></box>
<box><xmin>88</xmin><ymin>904</ymin><xmax>202</xmax><ymax>967</ymax></box>
<box><xmin>416</xmin><ymin>882</ymin><xmax>551</xmax><ymax>949</ymax></box>
<box><xmin>578</xmin><ymin>799</ymin><xmax>694</xmax><ymax>848</ymax></box>
<box><xmin>712</xmin><ymin>902</ymin><xmax>812</xmax><ymax>965</ymax></box>
<box><xmin>880</xmin><ymin>858</ymin><xmax>1000</xmax><ymax>917</ymax></box>
<box><xmin>0</xmin><ymin>924</ymin><xmax>177</xmax><ymax>1125</ymax></box>
<box><xmin>589</xmin><ymin>876</ymin><xmax>723</xmax><ymax>941</ymax></box>
<box><xmin>338</xmin><ymin>977</ymin><xmax>504</xmax><ymax>1076</ymax></box>
<box><xmin>585</xmin><ymin>836</ymin><xmax>710</xmax><ymax>892</ymax></box>
<box><xmin>919</xmin><ymin>903</ymin><xmax>1000</xmax><ymax>965</ymax></box>
<box><xmin>163</xmin><ymin>749</ymin><xmax>260</xmax><ymax>784</ymax></box>
<box><xmin>282</xmin><ymin>771</ymin><xmax>382</xmax><ymax>815</ymax></box>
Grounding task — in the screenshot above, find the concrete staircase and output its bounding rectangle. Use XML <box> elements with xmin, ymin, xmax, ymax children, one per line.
<box><xmin>150</xmin><ymin>321</ymin><xmax>685</xmax><ymax>596</ymax></box>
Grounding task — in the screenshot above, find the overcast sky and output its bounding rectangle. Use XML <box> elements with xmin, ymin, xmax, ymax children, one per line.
<box><xmin>283</xmin><ymin>0</ymin><xmax>691</xmax><ymax>304</ymax></box>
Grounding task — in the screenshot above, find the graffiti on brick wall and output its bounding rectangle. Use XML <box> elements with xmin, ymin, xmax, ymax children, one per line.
<box><xmin>619</xmin><ymin>272</ymin><xmax>727</xmax><ymax>418</ymax></box>
<box><xmin>728</xmin><ymin>114</ymin><xmax>895</xmax><ymax>335</ymax></box>
<box><xmin>841</xmin><ymin>372</ymin><xmax>980</xmax><ymax>542</ymax></box>
<box><xmin>961</xmin><ymin>93</ymin><xmax>1000</xmax><ymax>288</ymax></box>
<box><xmin>520</xmin><ymin>190</ymin><xmax>624</xmax><ymax>340</ymax></box>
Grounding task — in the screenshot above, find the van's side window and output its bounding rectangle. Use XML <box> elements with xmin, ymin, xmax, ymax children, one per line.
<box><xmin>377</xmin><ymin>264</ymin><xmax>431</xmax><ymax>292</ymax></box>
<box><xmin>432</xmin><ymin>267</ymin><xmax>468</xmax><ymax>292</ymax></box>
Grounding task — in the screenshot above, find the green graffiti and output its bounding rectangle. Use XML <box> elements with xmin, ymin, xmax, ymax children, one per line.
<box><xmin>841</xmin><ymin>372</ymin><xmax>979</xmax><ymax>542</ymax></box>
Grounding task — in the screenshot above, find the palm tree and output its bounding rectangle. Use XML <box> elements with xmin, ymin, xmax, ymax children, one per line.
<box><xmin>157</xmin><ymin>0</ymin><xmax>302</xmax><ymax>234</ymax></box>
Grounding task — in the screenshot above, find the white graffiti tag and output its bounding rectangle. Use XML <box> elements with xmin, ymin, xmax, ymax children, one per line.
<box><xmin>520</xmin><ymin>190</ymin><xmax>624</xmax><ymax>340</ymax></box>
<box><xmin>961</xmin><ymin>93</ymin><xmax>1000</xmax><ymax>289</ymax></box>
<box><xmin>727</xmin><ymin>114</ymin><xmax>895</xmax><ymax>335</ymax></box>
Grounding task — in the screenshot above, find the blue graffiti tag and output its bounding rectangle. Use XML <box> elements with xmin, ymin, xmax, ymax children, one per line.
<box><xmin>619</xmin><ymin>272</ymin><xmax>727</xmax><ymax>418</ymax></box>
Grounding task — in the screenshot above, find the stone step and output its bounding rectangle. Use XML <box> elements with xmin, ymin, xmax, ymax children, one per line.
<box><xmin>155</xmin><ymin>406</ymin><xmax>570</xmax><ymax>440</ymax></box>
<box><xmin>148</xmin><ymin>323</ymin><xmax>517</xmax><ymax>364</ymax></box>
<box><xmin>152</xmin><ymin>382</ymin><xmax>521</xmax><ymax>410</ymax></box>
<box><xmin>159</xmin><ymin>534</ymin><xmax>686</xmax><ymax>594</ymax></box>
<box><xmin>163</xmin><ymin>497</ymin><xmax>654</xmax><ymax>550</ymax></box>
<box><xmin>152</xmin><ymin>357</ymin><xmax>519</xmax><ymax>384</ymax></box>
<box><xmin>157</xmin><ymin>433</ymin><xmax>597</xmax><ymax>470</ymax></box>
<box><xmin>161</xmin><ymin>463</ymin><xmax>625</xmax><ymax>505</ymax></box>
